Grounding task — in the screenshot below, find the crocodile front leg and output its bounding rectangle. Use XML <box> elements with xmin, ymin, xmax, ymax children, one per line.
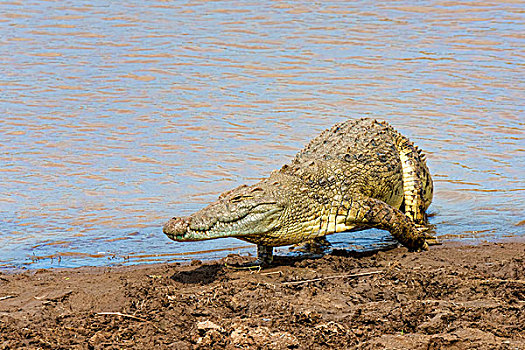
<box><xmin>290</xmin><ymin>236</ymin><xmax>331</xmax><ymax>255</ymax></box>
<box><xmin>255</xmin><ymin>244</ymin><xmax>274</xmax><ymax>267</ymax></box>
<box><xmin>229</xmin><ymin>245</ymin><xmax>273</xmax><ymax>269</ymax></box>
<box><xmin>346</xmin><ymin>196</ymin><xmax>429</xmax><ymax>251</ymax></box>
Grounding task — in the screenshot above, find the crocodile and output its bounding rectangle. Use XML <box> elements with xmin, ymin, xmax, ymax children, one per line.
<box><xmin>164</xmin><ymin>118</ymin><xmax>434</xmax><ymax>266</ymax></box>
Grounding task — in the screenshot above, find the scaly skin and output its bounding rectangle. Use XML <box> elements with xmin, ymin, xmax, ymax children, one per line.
<box><xmin>164</xmin><ymin>118</ymin><xmax>434</xmax><ymax>266</ymax></box>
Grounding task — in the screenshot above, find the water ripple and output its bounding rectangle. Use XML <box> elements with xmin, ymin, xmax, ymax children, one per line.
<box><xmin>1</xmin><ymin>0</ymin><xmax>523</xmax><ymax>268</ymax></box>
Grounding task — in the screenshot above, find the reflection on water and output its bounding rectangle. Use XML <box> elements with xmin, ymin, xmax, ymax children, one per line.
<box><xmin>1</xmin><ymin>1</ymin><xmax>523</xmax><ymax>268</ymax></box>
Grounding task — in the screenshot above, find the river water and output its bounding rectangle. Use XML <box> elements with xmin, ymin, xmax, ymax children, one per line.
<box><xmin>1</xmin><ymin>1</ymin><xmax>523</xmax><ymax>268</ymax></box>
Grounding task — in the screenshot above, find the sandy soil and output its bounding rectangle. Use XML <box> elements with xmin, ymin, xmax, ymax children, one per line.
<box><xmin>0</xmin><ymin>241</ymin><xmax>524</xmax><ymax>349</ymax></box>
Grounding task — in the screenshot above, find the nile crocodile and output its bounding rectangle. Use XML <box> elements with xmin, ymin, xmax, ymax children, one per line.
<box><xmin>164</xmin><ymin>118</ymin><xmax>434</xmax><ymax>266</ymax></box>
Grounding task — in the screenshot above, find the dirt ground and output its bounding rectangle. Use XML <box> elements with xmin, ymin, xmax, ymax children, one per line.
<box><xmin>1</xmin><ymin>241</ymin><xmax>524</xmax><ymax>350</ymax></box>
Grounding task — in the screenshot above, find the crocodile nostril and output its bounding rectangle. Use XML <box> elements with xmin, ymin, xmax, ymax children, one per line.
<box><xmin>163</xmin><ymin>217</ymin><xmax>190</xmax><ymax>236</ymax></box>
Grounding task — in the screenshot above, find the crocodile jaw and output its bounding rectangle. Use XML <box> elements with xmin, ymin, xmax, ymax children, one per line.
<box><xmin>163</xmin><ymin>203</ymin><xmax>283</xmax><ymax>242</ymax></box>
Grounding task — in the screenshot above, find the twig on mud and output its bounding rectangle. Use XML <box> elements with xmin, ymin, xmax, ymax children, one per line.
<box><xmin>0</xmin><ymin>295</ymin><xmax>16</xmax><ymax>301</ymax></box>
<box><xmin>34</xmin><ymin>290</ymin><xmax>73</xmax><ymax>302</ymax></box>
<box><xmin>224</xmin><ymin>263</ymin><xmax>262</xmax><ymax>273</ymax></box>
<box><xmin>96</xmin><ymin>312</ymin><xmax>165</xmax><ymax>332</ymax></box>
<box><xmin>282</xmin><ymin>270</ymin><xmax>383</xmax><ymax>286</ymax></box>
<box><xmin>96</xmin><ymin>312</ymin><xmax>147</xmax><ymax>322</ymax></box>
<box><xmin>260</xmin><ymin>271</ymin><xmax>283</xmax><ymax>276</ymax></box>
<box><xmin>481</xmin><ymin>278</ymin><xmax>525</xmax><ymax>285</ymax></box>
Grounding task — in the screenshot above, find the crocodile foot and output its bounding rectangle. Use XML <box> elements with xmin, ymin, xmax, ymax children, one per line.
<box><xmin>413</xmin><ymin>241</ymin><xmax>429</xmax><ymax>252</ymax></box>
<box><xmin>424</xmin><ymin>237</ymin><xmax>442</xmax><ymax>246</ymax></box>
<box><xmin>290</xmin><ymin>236</ymin><xmax>331</xmax><ymax>255</ymax></box>
<box><xmin>223</xmin><ymin>245</ymin><xmax>274</xmax><ymax>270</ymax></box>
<box><xmin>415</xmin><ymin>223</ymin><xmax>441</xmax><ymax>246</ymax></box>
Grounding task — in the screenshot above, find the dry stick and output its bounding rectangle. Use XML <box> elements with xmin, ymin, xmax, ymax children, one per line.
<box><xmin>96</xmin><ymin>312</ymin><xmax>165</xmax><ymax>332</ymax></box>
<box><xmin>260</xmin><ymin>271</ymin><xmax>283</xmax><ymax>276</ymax></box>
<box><xmin>0</xmin><ymin>295</ymin><xmax>16</xmax><ymax>301</ymax></box>
<box><xmin>282</xmin><ymin>270</ymin><xmax>383</xmax><ymax>286</ymax></box>
<box><xmin>96</xmin><ymin>312</ymin><xmax>147</xmax><ymax>322</ymax></box>
<box><xmin>224</xmin><ymin>263</ymin><xmax>262</xmax><ymax>273</ymax></box>
<box><xmin>481</xmin><ymin>278</ymin><xmax>525</xmax><ymax>285</ymax></box>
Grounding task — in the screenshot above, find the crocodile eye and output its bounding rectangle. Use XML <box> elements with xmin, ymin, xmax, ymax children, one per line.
<box><xmin>231</xmin><ymin>195</ymin><xmax>251</xmax><ymax>203</ymax></box>
<box><xmin>250</xmin><ymin>187</ymin><xmax>264</xmax><ymax>194</ymax></box>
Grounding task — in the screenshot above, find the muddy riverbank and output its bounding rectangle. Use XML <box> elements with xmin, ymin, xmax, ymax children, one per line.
<box><xmin>1</xmin><ymin>241</ymin><xmax>524</xmax><ymax>349</ymax></box>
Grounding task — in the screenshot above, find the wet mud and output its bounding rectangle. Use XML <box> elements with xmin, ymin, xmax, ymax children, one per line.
<box><xmin>1</xmin><ymin>242</ymin><xmax>524</xmax><ymax>349</ymax></box>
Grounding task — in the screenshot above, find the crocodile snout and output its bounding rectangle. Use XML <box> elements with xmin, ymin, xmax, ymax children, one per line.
<box><xmin>163</xmin><ymin>217</ymin><xmax>190</xmax><ymax>240</ymax></box>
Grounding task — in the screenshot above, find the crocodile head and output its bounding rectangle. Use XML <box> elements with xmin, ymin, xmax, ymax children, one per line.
<box><xmin>163</xmin><ymin>183</ymin><xmax>284</xmax><ymax>241</ymax></box>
